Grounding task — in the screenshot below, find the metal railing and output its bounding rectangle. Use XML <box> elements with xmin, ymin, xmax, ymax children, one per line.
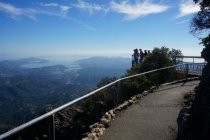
<box><xmin>0</xmin><ymin>63</ymin><xmax>204</xmax><ymax>140</ymax></box>
<box><xmin>176</xmin><ymin>62</ymin><xmax>205</xmax><ymax>76</ymax></box>
<box><xmin>175</xmin><ymin>56</ymin><xmax>206</xmax><ymax>76</ymax></box>
<box><xmin>175</xmin><ymin>56</ymin><xmax>206</xmax><ymax>64</ymax></box>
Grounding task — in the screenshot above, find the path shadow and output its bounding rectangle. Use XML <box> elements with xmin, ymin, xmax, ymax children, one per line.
<box><xmin>155</xmin><ymin>82</ymin><xmax>198</xmax><ymax>92</ymax></box>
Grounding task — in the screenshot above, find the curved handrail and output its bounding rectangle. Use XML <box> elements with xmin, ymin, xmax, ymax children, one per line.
<box><xmin>0</xmin><ymin>63</ymin><xmax>192</xmax><ymax>139</ymax></box>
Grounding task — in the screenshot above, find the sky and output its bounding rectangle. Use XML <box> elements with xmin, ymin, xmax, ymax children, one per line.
<box><xmin>0</xmin><ymin>0</ymin><xmax>204</xmax><ymax>60</ymax></box>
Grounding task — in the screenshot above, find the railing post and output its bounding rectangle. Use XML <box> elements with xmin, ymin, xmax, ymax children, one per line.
<box><xmin>132</xmin><ymin>55</ymin><xmax>134</xmax><ymax>67</ymax></box>
<box><xmin>185</xmin><ymin>63</ymin><xmax>189</xmax><ymax>79</ymax></box>
<box><xmin>116</xmin><ymin>81</ymin><xmax>121</xmax><ymax>104</ymax></box>
<box><xmin>49</xmin><ymin>114</ymin><xmax>55</xmax><ymax>140</ymax></box>
<box><xmin>158</xmin><ymin>70</ymin><xmax>161</xmax><ymax>86</ymax></box>
<box><xmin>193</xmin><ymin>58</ymin><xmax>195</xmax><ymax>73</ymax></box>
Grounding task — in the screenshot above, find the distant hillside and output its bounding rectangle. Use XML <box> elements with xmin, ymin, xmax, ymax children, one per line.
<box><xmin>76</xmin><ymin>57</ymin><xmax>130</xmax><ymax>68</ymax></box>
<box><xmin>0</xmin><ymin>57</ymin><xmax>48</xmax><ymax>68</ymax></box>
<box><xmin>0</xmin><ymin>56</ymin><xmax>130</xmax><ymax>134</ymax></box>
<box><xmin>75</xmin><ymin>57</ymin><xmax>130</xmax><ymax>86</ymax></box>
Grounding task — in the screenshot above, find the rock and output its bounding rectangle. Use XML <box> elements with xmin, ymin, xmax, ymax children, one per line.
<box><xmin>149</xmin><ymin>86</ymin><xmax>158</xmax><ymax>92</ymax></box>
<box><xmin>82</xmin><ymin>137</ymin><xmax>90</xmax><ymax>140</ymax></box>
<box><xmin>87</xmin><ymin>132</ymin><xmax>98</xmax><ymax>140</ymax></box>
<box><xmin>98</xmin><ymin>128</ymin><xmax>104</xmax><ymax>137</ymax></box>
<box><xmin>90</xmin><ymin>123</ymin><xmax>105</xmax><ymax>129</ymax></box>
<box><xmin>113</xmin><ymin>108</ymin><xmax>120</xmax><ymax>113</ymax></box>
<box><xmin>89</xmin><ymin>123</ymin><xmax>98</xmax><ymax>130</ymax></box>
<box><xmin>108</xmin><ymin>110</ymin><xmax>115</xmax><ymax>118</ymax></box>
<box><xmin>91</xmin><ymin>128</ymin><xmax>101</xmax><ymax>133</ymax></box>
<box><xmin>93</xmin><ymin>128</ymin><xmax>104</xmax><ymax>137</ymax></box>
<box><xmin>161</xmin><ymin>83</ymin><xmax>169</xmax><ymax>86</ymax></box>
<box><xmin>131</xmin><ymin>96</ymin><xmax>137</xmax><ymax>101</ymax></box>
<box><xmin>104</xmin><ymin>112</ymin><xmax>111</xmax><ymax>120</ymax></box>
<box><xmin>128</xmin><ymin>99</ymin><xmax>135</xmax><ymax>105</ymax></box>
<box><xmin>97</xmin><ymin>123</ymin><xmax>105</xmax><ymax>128</ymax></box>
<box><xmin>116</xmin><ymin>105</ymin><xmax>123</xmax><ymax>111</ymax></box>
<box><xmin>100</xmin><ymin>118</ymin><xmax>110</xmax><ymax>127</ymax></box>
<box><xmin>122</xmin><ymin>101</ymin><xmax>129</xmax><ymax>109</ymax></box>
<box><xmin>136</xmin><ymin>94</ymin><xmax>143</xmax><ymax>99</ymax></box>
<box><xmin>142</xmin><ymin>91</ymin><xmax>149</xmax><ymax>96</ymax></box>
<box><xmin>88</xmin><ymin>122</ymin><xmax>106</xmax><ymax>140</ymax></box>
<box><xmin>101</xmin><ymin>127</ymin><xmax>105</xmax><ymax>131</ymax></box>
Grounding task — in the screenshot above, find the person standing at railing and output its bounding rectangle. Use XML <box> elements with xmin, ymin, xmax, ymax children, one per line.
<box><xmin>148</xmin><ymin>50</ymin><xmax>151</xmax><ymax>55</ymax></box>
<box><xmin>139</xmin><ymin>49</ymin><xmax>144</xmax><ymax>63</ymax></box>
<box><xmin>132</xmin><ymin>54</ymin><xmax>135</xmax><ymax>67</ymax></box>
<box><xmin>133</xmin><ymin>49</ymin><xmax>139</xmax><ymax>66</ymax></box>
<box><xmin>144</xmin><ymin>50</ymin><xmax>148</xmax><ymax>56</ymax></box>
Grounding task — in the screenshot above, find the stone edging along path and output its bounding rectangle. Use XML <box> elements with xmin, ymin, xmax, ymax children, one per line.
<box><xmin>82</xmin><ymin>77</ymin><xmax>199</xmax><ymax>140</ymax></box>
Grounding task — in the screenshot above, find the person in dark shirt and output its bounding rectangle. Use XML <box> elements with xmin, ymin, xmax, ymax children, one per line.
<box><xmin>133</xmin><ymin>49</ymin><xmax>139</xmax><ymax>65</ymax></box>
<box><xmin>139</xmin><ymin>49</ymin><xmax>144</xmax><ymax>63</ymax></box>
<box><xmin>148</xmin><ymin>50</ymin><xmax>151</xmax><ymax>55</ymax></box>
<box><xmin>144</xmin><ymin>50</ymin><xmax>148</xmax><ymax>56</ymax></box>
<box><xmin>132</xmin><ymin>54</ymin><xmax>135</xmax><ymax>67</ymax></box>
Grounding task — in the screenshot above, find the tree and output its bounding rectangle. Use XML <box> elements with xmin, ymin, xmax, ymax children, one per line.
<box><xmin>169</xmin><ymin>48</ymin><xmax>183</xmax><ymax>64</ymax></box>
<box><xmin>191</xmin><ymin>0</ymin><xmax>210</xmax><ymax>33</ymax></box>
<box><xmin>140</xmin><ymin>46</ymin><xmax>172</xmax><ymax>72</ymax></box>
<box><xmin>180</xmin><ymin>0</ymin><xmax>210</xmax><ymax>139</ymax></box>
<box><xmin>127</xmin><ymin>47</ymin><xmax>184</xmax><ymax>86</ymax></box>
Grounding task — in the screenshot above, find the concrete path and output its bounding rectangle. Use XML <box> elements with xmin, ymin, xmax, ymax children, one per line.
<box><xmin>101</xmin><ymin>81</ymin><xmax>199</xmax><ymax>140</ymax></box>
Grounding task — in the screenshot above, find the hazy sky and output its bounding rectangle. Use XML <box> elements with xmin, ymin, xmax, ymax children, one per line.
<box><xmin>0</xmin><ymin>0</ymin><xmax>204</xmax><ymax>59</ymax></box>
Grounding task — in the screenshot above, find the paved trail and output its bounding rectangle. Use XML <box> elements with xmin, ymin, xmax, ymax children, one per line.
<box><xmin>101</xmin><ymin>81</ymin><xmax>199</xmax><ymax>140</ymax></box>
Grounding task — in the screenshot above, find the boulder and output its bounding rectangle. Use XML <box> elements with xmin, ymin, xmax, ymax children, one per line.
<box><xmin>100</xmin><ymin>118</ymin><xmax>110</xmax><ymax>128</ymax></box>
<box><xmin>87</xmin><ymin>132</ymin><xmax>98</xmax><ymax>140</ymax></box>
<box><xmin>104</xmin><ymin>112</ymin><xmax>112</xmax><ymax>120</ymax></box>
<box><xmin>108</xmin><ymin>110</ymin><xmax>115</xmax><ymax>118</ymax></box>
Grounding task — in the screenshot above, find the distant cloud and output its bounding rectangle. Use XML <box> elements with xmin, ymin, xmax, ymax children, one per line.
<box><xmin>0</xmin><ymin>2</ymin><xmax>94</xmax><ymax>31</ymax></box>
<box><xmin>0</xmin><ymin>1</ymin><xmax>70</xmax><ymax>20</ymax></box>
<box><xmin>175</xmin><ymin>19</ymin><xmax>190</xmax><ymax>25</ymax></box>
<box><xmin>38</xmin><ymin>2</ymin><xmax>95</xmax><ymax>30</ymax></box>
<box><xmin>177</xmin><ymin>0</ymin><xmax>200</xmax><ymax>18</ymax></box>
<box><xmin>110</xmin><ymin>0</ymin><xmax>169</xmax><ymax>20</ymax></box>
<box><xmin>39</xmin><ymin>3</ymin><xmax>59</xmax><ymax>7</ymax></box>
<box><xmin>0</xmin><ymin>1</ymin><xmax>37</xmax><ymax>20</ymax></box>
<box><xmin>60</xmin><ymin>5</ymin><xmax>71</xmax><ymax>16</ymax></box>
<box><xmin>38</xmin><ymin>2</ymin><xmax>71</xmax><ymax>17</ymax></box>
<box><xmin>73</xmin><ymin>0</ymin><xmax>109</xmax><ymax>14</ymax></box>
<box><xmin>66</xmin><ymin>16</ymin><xmax>96</xmax><ymax>31</ymax></box>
